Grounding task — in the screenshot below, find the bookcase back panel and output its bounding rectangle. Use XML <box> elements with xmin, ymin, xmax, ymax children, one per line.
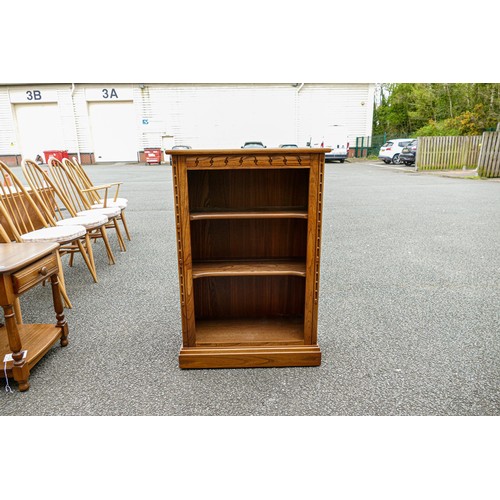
<box><xmin>193</xmin><ymin>275</ymin><xmax>305</xmax><ymax>319</ymax></box>
<box><xmin>188</xmin><ymin>169</ymin><xmax>310</xmax><ymax>212</ymax></box>
<box><xmin>191</xmin><ymin>219</ymin><xmax>308</xmax><ymax>260</ymax></box>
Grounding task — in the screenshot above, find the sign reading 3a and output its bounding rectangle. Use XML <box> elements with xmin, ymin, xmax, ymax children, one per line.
<box><xmin>102</xmin><ymin>88</ymin><xmax>119</xmax><ymax>99</ymax></box>
<box><xmin>85</xmin><ymin>88</ymin><xmax>133</xmax><ymax>101</ymax></box>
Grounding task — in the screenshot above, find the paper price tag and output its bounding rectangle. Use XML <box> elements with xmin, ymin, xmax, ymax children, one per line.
<box><xmin>3</xmin><ymin>350</ymin><xmax>27</xmax><ymax>362</ymax></box>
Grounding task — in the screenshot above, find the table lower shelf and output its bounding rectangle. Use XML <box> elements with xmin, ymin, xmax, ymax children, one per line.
<box><xmin>0</xmin><ymin>323</ymin><xmax>64</xmax><ymax>377</ymax></box>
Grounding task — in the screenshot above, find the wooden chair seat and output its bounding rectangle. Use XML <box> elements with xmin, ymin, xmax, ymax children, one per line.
<box><xmin>55</xmin><ymin>213</ymin><xmax>108</xmax><ymax>230</ymax></box>
<box><xmin>20</xmin><ymin>225</ymin><xmax>86</xmax><ymax>243</ymax></box>
<box><xmin>93</xmin><ymin>197</ymin><xmax>128</xmax><ymax>209</ymax></box>
<box><xmin>77</xmin><ymin>207</ymin><xmax>121</xmax><ymax>218</ymax></box>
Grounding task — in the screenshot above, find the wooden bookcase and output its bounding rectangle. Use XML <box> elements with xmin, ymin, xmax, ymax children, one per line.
<box><xmin>168</xmin><ymin>148</ymin><xmax>329</xmax><ymax>369</ymax></box>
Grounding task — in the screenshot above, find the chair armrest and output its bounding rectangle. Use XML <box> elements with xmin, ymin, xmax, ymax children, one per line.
<box><xmin>106</xmin><ymin>182</ymin><xmax>123</xmax><ymax>202</ymax></box>
<box><xmin>81</xmin><ymin>185</ymin><xmax>110</xmax><ymax>207</ymax></box>
<box><xmin>81</xmin><ymin>184</ymin><xmax>112</xmax><ymax>192</ymax></box>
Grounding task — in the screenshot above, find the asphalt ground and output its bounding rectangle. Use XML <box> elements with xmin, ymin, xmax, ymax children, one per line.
<box><xmin>1</xmin><ymin>160</ymin><xmax>499</xmax><ymax>416</ymax></box>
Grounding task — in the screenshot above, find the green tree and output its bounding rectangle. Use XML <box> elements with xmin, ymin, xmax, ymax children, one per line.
<box><xmin>373</xmin><ymin>83</ymin><xmax>500</xmax><ymax>138</ymax></box>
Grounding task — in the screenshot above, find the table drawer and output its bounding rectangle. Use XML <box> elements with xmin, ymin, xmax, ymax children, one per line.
<box><xmin>12</xmin><ymin>254</ymin><xmax>58</xmax><ymax>294</ymax></box>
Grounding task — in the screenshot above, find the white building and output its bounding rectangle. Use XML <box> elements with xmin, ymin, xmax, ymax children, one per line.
<box><xmin>0</xmin><ymin>83</ymin><xmax>374</xmax><ymax>164</ymax></box>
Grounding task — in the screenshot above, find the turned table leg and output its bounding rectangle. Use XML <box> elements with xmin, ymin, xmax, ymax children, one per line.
<box><xmin>13</xmin><ymin>297</ymin><xmax>23</xmax><ymax>324</ymax></box>
<box><xmin>2</xmin><ymin>304</ymin><xmax>30</xmax><ymax>391</ymax></box>
<box><xmin>50</xmin><ymin>273</ymin><xmax>69</xmax><ymax>346</ymax></box>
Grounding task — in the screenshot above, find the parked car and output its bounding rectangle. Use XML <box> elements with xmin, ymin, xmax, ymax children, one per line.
<box><xmin>399</xmin><ymin>139</ymin><xmax>418</xmax><ymax>166</ymax></box>
<box><xmin>279</xmin><ymin>143</ymin><xmax>298</xmax><ymax>148</ymax></box>
<box><xmin>242</xmin><ymin>141</ymin><xmax>266</xmax><ymax>148</ymax></box>
<box><xmin>308</xmin><ymin>125</ymin><xmax>349</xmax><ymax>163</ymax></box>
<box><xmin>378</xmin><ymin>139</ymin><xmax>413</xmax><ymax>164</ymax></box>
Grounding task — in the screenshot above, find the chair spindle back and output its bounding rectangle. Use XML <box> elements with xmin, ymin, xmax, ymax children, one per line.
<box><xmin>22</xmin><ymin>159</ymin><xmax>76</xmax><ymax>222</ymax></box>
<box><xmin>0</xmin><ymin>161</ymin><xmax>50</xmax><ymax>241</ymax></box>
<box><xmin>48</xmin><ymin>157</ymin><xmax>93</xmax><ymax>213</ymax></box>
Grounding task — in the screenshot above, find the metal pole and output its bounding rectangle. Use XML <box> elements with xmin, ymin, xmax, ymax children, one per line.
<box><xmin>70</xmin><ymin>83</ymin><xmax>82</xmax><ymax>164</ymax></box>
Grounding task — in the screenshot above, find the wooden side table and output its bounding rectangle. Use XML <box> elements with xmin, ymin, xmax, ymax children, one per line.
<box><xmin>0</xmin><ymin>242</ymin><xmax>69</xmax><ymax>391</ymax></box>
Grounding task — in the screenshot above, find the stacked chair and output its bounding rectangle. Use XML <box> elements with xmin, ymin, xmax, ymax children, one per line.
<box><xmin>0</xmin><ymin>160</ymin><xmax>90</xmax><ymax>308</ymax></box>
<box><xmin>65</xmin><ymin>157</ymin><xmax>131</xmax><ymax>242</ymax></box>
<box><xmin>0</xmin><ymin>157</ymin><xmax>132</xmax><ymax>310</ymax></box>
<box><xmin>21</xmin><ymin>159</ymin><xmax>117</xmax><ymax>282</ymax></box>
<box><xmin>47</xmin><ymin>157</ymin><xmax>127</xmax><ymax>253</ymax></box>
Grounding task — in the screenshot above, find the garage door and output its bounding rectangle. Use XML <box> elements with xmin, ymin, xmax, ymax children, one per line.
<box><xmin>88</xmin><ymin>101</ymin><xmax>137</xmax><ymax>162</ymax></box>
<box><xmin>14</xmin><ymin>103</ymin><xmax>65</xmax><ymax>160</ymax></box>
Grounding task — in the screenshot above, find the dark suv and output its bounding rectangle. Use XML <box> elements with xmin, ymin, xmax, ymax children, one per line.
<box><xmin>399</xmin><ymin>139</ymin><xmax>418</xmax><ymax>166</ymax></box>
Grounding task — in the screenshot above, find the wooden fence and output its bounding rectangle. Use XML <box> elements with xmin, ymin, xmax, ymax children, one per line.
<box><xmin>477</xmin><ymin>131</ymin><xmax>500</xmax><ymax>178</ymax></box>
<box><xmin>416</xmin><ymin>135</ymin><xmax>482</xmax><ymax>170</ymax></box>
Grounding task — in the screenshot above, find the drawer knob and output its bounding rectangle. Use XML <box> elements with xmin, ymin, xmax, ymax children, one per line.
<box><xmin>39</xmin><ymin>266</ymin><xmax>48</xmax><ymax>276</ymax></box>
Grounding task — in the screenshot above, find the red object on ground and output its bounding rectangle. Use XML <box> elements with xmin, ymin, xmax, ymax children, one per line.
<box><xmin>43</xmin><ymin>150</ymin><xmax>69</xmax><ymax>163</ymax></box>
<box><xmin>144</xmin><ymin>148</ymin><xmax>162</xmax><ymax>165</ymax></box>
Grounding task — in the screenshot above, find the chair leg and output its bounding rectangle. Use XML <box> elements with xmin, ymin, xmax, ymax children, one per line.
<box><xmin>113</xmin><ymin>218</ymin><xmax>126</xmax><ymax>252</ymax></box>
<box><xmin>85</xmin><ymin>232</ymin><xmax>97</xmax><ymax>277</ymax></box>
<box><xmin>69</xmin><ymin>250</ymin><xmax>75</xmax><ymax>267</ymax></box>
<box><xmin>120</xmin><ymin>210</ymin><xmax>131</xmax><ymax>241</ymax></box>
<box><xmin>76</xmin><ymin>237</ymin><xmax>98</xmax><ymax>283</ymax></box>
<box><xmin>100</xmin><ymin>225</ymin><xmax>116</xmax><ymax>265</ymax></box>
<box><xmin>56</xmin><ymin>252</ymin><xmax>72</xmax><ymax>309</ymax></box>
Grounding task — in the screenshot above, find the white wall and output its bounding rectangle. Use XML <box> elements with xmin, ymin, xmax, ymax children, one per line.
<box><xmin>0</xmin><ymin>83</ymin><xmax>375</xmax><ymax>161</ymax></box>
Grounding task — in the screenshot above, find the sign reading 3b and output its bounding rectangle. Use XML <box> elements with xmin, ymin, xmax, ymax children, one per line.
<box><xmin>26</xmin><ymin>90</ymin><xmax>42</xmax><ymax>100</ymax></box>
<box><xmin>10</xmin><ymin>89</ymin><xmax>58</xmax><ymax>103</ymax></box>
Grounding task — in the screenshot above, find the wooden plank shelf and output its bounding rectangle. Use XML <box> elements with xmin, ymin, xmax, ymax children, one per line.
<box><xmin>190</xmin><ymin>209</ymin><xmax>308</xmax><ymax>220</ymax></box>
<box><xmin>194</xmin><ymin>317</ymin><xmax>305</xmax><ymax>346</ymax></box>
<box><xmin>192</xmin><ymin>259</ymin><xmax>306</xmax><ymax>279</ymax></box>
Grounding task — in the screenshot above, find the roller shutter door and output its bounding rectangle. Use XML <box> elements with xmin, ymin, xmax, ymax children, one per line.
<box><xmin>14</xmin><ymin>103</ymin><xmax>64</xmax><ymax>160</ymax></box>
<box><xmin>88</xmin><ymin>101</ymin><xmax>137</xmax><ymax>162</ymax></box>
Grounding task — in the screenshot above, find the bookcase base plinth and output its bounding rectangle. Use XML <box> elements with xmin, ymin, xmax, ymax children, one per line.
<box><xmin>179</xmin><ymin>345</ymin><xmax>321</xmax><ymax>369</ymax></box>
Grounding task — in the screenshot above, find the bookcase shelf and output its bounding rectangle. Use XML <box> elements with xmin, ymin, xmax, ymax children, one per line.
<box><xmin>192</xmin><ymin>259</ymin><xmax>306</xmax><ymax>279</ymax></box>
<box><xmin>168</xmin><ymin>148</ymin><xmax>328</xmax><ymax>369</ymax></box>
<box><xmin>190</xmin><ymin>209</ymin><xmax>308</xmax><ymax>220</ymax></box>
<box><xmin>194</xmin><ymin>318</ymin><xmax>304</xmax><ymax>347</ymax></box>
